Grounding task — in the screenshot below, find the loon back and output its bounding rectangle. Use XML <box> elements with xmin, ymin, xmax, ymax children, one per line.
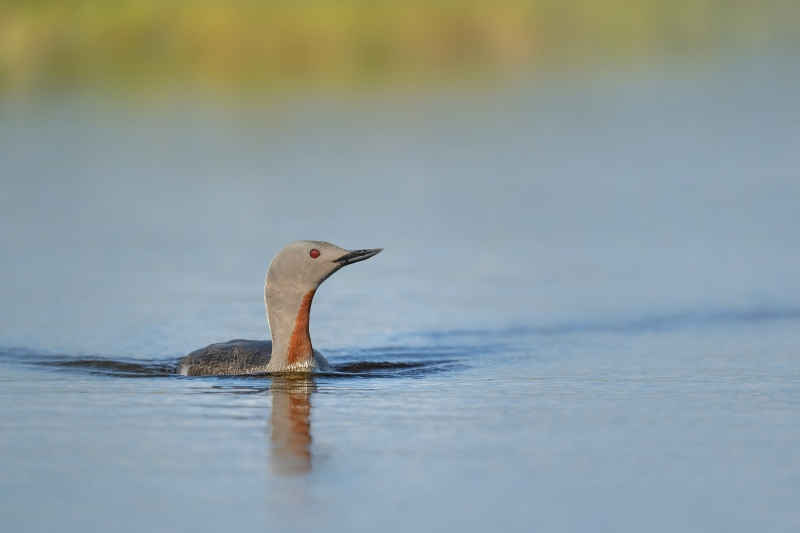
<box><xmin>177</xmin><ymin>340</ymin><xmax>273</xmax><ymax>376</ymax></box>
<box><xmin>176</xmin><ymin>339</ymin><xmax>332</xmax><ymax>375</ymax></box>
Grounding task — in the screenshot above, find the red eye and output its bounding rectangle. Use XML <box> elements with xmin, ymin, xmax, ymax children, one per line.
<box><xmin>309</xmin><ymin>249</ymin><xmax>320</xmax><ymax>258</ymax></box>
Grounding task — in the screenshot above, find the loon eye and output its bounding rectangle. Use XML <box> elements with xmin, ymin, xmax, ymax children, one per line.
<box><xmin>309</xmin><ymin>249</ymin><xmax>320</xmax><ymax>259</ymax></box>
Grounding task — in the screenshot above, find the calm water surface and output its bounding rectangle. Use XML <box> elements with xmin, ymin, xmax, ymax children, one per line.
<box><xmin>1</xmin><ymin>55</ymin><xmax>800</xmax><ymax>532</ymax></box>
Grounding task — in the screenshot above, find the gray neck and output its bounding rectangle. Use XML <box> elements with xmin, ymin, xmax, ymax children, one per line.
<box><xmin>264</xmin><ymin>274</ymin><xmax>316</xmax><ymax>371</ymax></box>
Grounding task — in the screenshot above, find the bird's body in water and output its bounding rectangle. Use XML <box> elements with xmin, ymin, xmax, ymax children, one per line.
<box><xmin>177</xmin><ymin>240</ymin><xmax>382</xmax><ymax>376</ymax></box>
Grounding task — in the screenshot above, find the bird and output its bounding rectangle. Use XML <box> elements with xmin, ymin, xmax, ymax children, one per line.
<box><xmin>176</xmin><ymin>240</ymin><xmax>382</xmax><ymax>376</ymax></box>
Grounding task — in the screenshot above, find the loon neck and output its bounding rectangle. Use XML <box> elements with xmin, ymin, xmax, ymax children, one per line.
<box><xmin>265</xmin><ymin>281</ymin><xmax>317</xmax><ymax>371</ymax></box>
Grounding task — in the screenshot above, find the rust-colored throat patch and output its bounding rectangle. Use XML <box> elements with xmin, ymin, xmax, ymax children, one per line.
<box><xmin>286</xmin><ymin>290</ymin><xmax>315</xmax><ymax>365</ymax></box>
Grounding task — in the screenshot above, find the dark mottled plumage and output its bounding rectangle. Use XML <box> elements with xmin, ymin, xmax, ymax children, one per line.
<box><xmin>177</xmin><ymin>340</ymin><xmax>272</xmax><ymax>376</ymax></box>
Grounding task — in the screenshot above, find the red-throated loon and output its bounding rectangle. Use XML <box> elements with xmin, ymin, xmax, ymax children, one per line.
<box><xmin>177</xmin><ymin>240</ymin><xmax>382</xmax><ymax>375</ymax></box>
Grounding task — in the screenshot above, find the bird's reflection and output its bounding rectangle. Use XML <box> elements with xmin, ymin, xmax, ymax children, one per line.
<box><xmin>269</xmin><ymin>375</ymin><xmax>316</xmax><ymax>476</ymax></box>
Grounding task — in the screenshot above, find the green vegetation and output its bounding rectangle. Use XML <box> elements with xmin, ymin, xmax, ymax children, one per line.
<box><xmin>1</xmin><ymin>0</ymin><xmax>797</xmax><ymax>95</ymax></box>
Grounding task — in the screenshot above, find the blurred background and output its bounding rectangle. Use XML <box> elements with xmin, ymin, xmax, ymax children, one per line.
<box><xmin>2</xmin><ymin>0</ymin><xmax>799</xmax><ymax>96</ymax></box>
<box><xmin>1</xmin><ymin>0</ymin><xmax>799</xmax><ymax>356</ymax></box>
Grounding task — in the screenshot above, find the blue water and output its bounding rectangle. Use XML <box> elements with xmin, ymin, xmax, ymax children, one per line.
<box><xmin>1</xmin><ymin>55</ymin><xmax>800</xmax><ymax>532</ymax></box>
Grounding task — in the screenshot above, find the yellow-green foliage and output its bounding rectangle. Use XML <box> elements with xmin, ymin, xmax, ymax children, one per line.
<box><xmin>1</xmin><ymin>0</ymin><xmax>797</xmax><ymax>94</ymax></box>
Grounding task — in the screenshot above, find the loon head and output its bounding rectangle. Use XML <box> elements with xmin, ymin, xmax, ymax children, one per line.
<box><xmin>264</xmin><ymin>240</ymin><xmax>382</xmax><ymax>371</ymax></box>
<box><xmin>267</xmin><ymin>240</ymin><xmax>383</xmax><ymax>293</ymax></box>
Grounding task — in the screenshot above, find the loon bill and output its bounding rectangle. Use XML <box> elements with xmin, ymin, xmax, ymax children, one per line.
<box><xmin>177</xmin><ymin>241</ymin><xmax>382</xmax><ymax>376</ymax></box>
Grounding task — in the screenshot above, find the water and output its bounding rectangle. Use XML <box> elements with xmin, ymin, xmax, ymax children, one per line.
<box><xmin>2</xmin><ymin>54</ymin><xmax>800</xmax><ymax>532</ymax></box>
